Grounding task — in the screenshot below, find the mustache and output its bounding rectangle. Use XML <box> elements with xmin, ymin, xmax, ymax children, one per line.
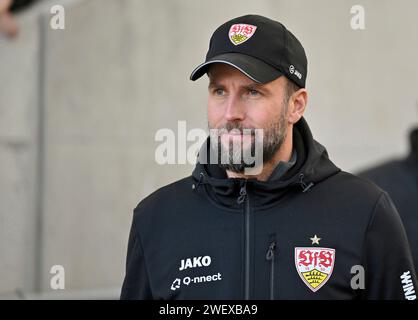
<box><xmin>213</xmin><ymin>122</ymin><xmax>257</xmax><ymax>134</ymax></box>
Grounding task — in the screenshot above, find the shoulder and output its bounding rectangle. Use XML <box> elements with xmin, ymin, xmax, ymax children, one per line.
<box><xmin>131</xmin><ymin>175</ymin><xmax>195</xmax><ymax>226</ymax></box>
<box><xmin>311</xmin><ymin>170</ymin><xmax>401</xmax><ymax>223</ymax></box>
<box><xmin>135</xmin><ymin>175</ymin><xmax>193</xmax><ymax>209</ymax></box>
<box><xmin>320</xmin><ymin>170</ymin><xmax>385</xmax><ymax>203</ymax></box>
<box><xmin>320</xmin><ymin>171</ymin><xmax>400</xmax><ymax>230</ymax></box>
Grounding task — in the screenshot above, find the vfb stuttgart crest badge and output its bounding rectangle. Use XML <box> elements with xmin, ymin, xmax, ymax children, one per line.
<box><xmin>229</xmin><ymin>24</ymin><xmax>257</xmax><ymax>45</ymax></box>
<box><xmin>295</xmin><ymin>247</ymin><xmax>335</xmax><ymax>292</ymax></box>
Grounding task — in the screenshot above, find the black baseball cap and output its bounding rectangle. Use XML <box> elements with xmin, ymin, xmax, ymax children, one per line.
<box><xmin>190</xmin><ymin>15</ymin><xmax>307</xmax><ymax>88</ymax></box>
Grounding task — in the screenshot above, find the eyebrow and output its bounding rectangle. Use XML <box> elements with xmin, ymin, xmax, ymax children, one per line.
<box><xmin>243</xmin><ymin>83</ymin><xmax>264</xmax><ymax>91</ymax></box>
<box><xmin>208</xmin><ymin>81</ymin><xmax>265</xmax><ymax>91</ymax></box>
<box><xmin>208</xmin><ymin>81</ymin><xmax>222</xmax><ymax>89</ymax></box>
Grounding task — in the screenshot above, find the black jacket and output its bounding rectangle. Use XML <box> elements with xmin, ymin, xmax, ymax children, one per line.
<box><xmin>121</xmin><ymin>118</ymin><xmax>417</xmax><ymax>300</ymax></box>
<box><xmin>358</xmin><ymin>127</ymin><xmax>418</xmax><ymax>277</ymax></box>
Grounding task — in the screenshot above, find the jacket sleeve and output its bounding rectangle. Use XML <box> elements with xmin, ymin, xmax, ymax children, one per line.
<box><xmin>120</xmin><ymin>213</ymin><xmax>153</xmax><ymax>300</ymax></box>
<box><xmin>361</xmin><ymin>192</ymin><xmax>417</xmax><ymax>300</ymax></box>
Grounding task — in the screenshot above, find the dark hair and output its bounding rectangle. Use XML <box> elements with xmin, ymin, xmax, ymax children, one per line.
<box><xmin>284</xmin><ymin>79</ymin><xmax>301</xmax><ymax>105</ymax></box>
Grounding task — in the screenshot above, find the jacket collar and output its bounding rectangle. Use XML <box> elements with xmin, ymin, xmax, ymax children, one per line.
<box><xmin>267</xmin><ymin>148</ymin><xmax>297</xmax><ymax>181</ymax></box>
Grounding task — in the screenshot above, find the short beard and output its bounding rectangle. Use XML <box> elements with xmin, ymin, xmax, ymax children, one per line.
<box><xmin>208</xmin><ymin>104</ymin><xmax>288</xmax><ymax>174</ymax></box>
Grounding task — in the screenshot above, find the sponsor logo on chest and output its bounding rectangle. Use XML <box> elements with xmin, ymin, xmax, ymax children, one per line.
<box><xmin>179</xmin><ymin>255</ymin><xmax>211</xmax><ymax>271</ymax></box>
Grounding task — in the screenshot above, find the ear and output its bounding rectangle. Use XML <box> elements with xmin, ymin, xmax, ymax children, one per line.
<box><xmin>287</xmin><ymin>88</ymin><xmax>308</xmax><ymax>124</ymax></box>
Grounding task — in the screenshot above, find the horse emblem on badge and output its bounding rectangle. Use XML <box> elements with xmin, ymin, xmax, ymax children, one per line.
<box><xmin>295</xmin><ymin>247</ymin><xmax>335</xmax><ymax>292</ymax></box>
<box><xmin>229</xmin><ymin>23</ymin><xmax>257</xmax><ymax>45</ymax></box>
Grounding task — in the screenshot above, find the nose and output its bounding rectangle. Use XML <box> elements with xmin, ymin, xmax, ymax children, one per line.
<box><xmin>224</xmin><ymin>95</ymin><xmax>245</xmax><ymax>122</ymax></box>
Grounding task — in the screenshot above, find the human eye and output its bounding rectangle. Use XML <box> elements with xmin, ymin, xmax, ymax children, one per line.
<box><xmin>211</xmin><ymin>87</ymin><xmax>225</xmax><ymax>96</ymax></box>
<box><xmin>248</xmin><ymin>88</ymin><xmax>261</xmax><ymax>97</ymax></box>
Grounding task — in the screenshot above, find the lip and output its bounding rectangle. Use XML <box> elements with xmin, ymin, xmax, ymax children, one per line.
<box><xmin>225</xmin><ymin>132</ymin><xmax>244</xmax><ymax>136</ymax></box>
<box><xmin>220</xmin><ymin>133</ymin><xmax>254</xmax><ymax>142</ymax></box>
<box><xmin>221</xmin><ymin>130</ymin><xmax>253</xmax><ymax>135</ymax></box>
<box><xmin>222</xmin><ymin>132</ymin><xmax>252</xmax><ymax>137</ymax></box>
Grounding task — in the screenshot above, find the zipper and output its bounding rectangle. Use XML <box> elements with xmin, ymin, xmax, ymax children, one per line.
<box><xmin>237</xmin><ymin>181</ymin><xmax>247</xmax><ymax>204</ymax></box>
<box><xmin>266</xmin><ymin>240</ymin><xmax>277</xmax><ymax>300</ymax></box>
<box><xmin>237</xmin><ymin>180</ymin><xmax>250</xmax><ymax>300</ymax></box>
<box><xmin>298</xmin><ymin>173</ymin><xmax>314</xmax><ymax>193</ymax></box>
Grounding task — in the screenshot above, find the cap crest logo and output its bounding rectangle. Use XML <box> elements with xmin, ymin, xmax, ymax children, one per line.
<box><xmin>295</xmin><ymin>247</ymin><xmax>335</xmax><ymax>292</ymax></box>
<box><xmin>229</xmin><ymin>24</ymin><xmax>257</xmax><ymax>45</ymax></box>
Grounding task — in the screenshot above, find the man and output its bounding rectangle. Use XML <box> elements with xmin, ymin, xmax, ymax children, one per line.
<box><xmin>0</xmin><ymin>0</ymin><xmax>17</xmax><ymax>38</ymax></box>
<box><xmin>121</xmin><ymin>15</ymin><xmax>417</xmax><ymax>299</ymax></box>
<box><xmin>0</xmin><ymin>0</ymin><xmax>38</xmax><ymax>38</ymax></box>
<box><xmin>358</xmin><ymin>126</ymin><xmax>418</xmax><ymax>277</ymax></box>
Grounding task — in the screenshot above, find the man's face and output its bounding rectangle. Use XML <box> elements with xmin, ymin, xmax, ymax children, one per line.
<box><xmin>207</xmin><ymin>63</ymin><xmax>290</xmax><ymax>173</ymax></box>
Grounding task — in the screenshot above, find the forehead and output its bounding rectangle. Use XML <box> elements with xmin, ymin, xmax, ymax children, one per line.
<box><xmin>207</xmin><ymin>63</ymin><xmax>287</xmax><ymax>91</ymax></box>
<box><xmin>207</xmin><ymin>63</ymin><xmax>257</xmax><ymax>84</ymax></box>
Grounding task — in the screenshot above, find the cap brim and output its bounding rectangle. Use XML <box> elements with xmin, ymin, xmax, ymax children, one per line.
<box><xmin>189</xmin><ymin>53</ymin><xmax>283</xmax><ymax>84</ymax></box>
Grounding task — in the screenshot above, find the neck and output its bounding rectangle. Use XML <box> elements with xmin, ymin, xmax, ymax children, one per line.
<box><xmin>227</xmin><ymin>129</ymin><xmax>293</xmax><ymax>181</ymax></box>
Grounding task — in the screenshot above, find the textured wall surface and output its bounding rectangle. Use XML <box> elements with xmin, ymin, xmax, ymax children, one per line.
<box><xmin>0</xmin><ymin>7</ymin><xmax>41</xmax><ymax>296</ymax></box>
<box><xmin>0</xmin><ymin>0</ymin><xmax>417</xmax><ymax>297</ymax></box>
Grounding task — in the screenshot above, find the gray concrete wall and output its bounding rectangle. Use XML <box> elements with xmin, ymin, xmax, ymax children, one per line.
<box><xmin>0</xmin><ymin>0</ymin><xmax>417</xmax><ymax>298</ymax></box>
<box><xmin>0</xmin><ymin>6</ymin><xmax>41</xmax><ymax>296</ymax></box>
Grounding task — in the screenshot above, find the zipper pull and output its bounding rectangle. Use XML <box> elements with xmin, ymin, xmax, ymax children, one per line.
<box><xmin>237</xmin><ymin>181</ymin><xmax>247</xmax><ymax>204</ymax></box>
<box><xmin>298</xmin><ymin>173</ymin><xmax>314</xmax><ymax>193</ymax></box>
<box><xmin>266</xmin><ymin>241</ymin><xmax>276</xmax><ymax>260</ymax></box>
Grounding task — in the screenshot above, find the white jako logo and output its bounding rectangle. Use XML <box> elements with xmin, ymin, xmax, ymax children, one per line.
<box><xmin>289</xmin><ymin>64</ymin><xmax>302</xmax><ymax>80</ymax></box>
<box><xmin>179</xmin><ymin>256</ymin><xmax>211</xmax><ymax>271</ymax></box>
